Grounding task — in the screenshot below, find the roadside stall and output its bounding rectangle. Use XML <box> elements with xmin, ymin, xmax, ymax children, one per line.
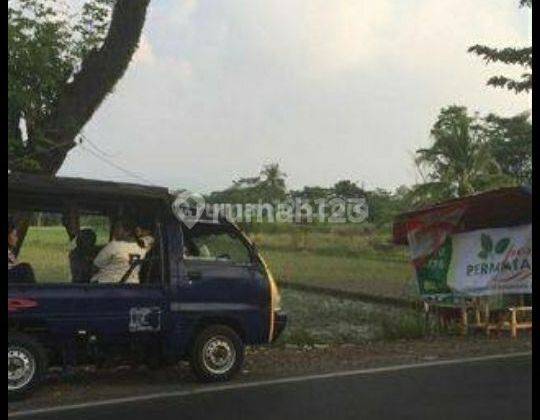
<box><xmin>393</xmin><ymin>187</ymin><xmax>532</xmax><ymax>337</ymax></box>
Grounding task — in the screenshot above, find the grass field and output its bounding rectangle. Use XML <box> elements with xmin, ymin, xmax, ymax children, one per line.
<box><xmin>18</xmin><ymin>227</ymin><xmax>73</xmax><ymax>282</ymax></box>
<box><xmin>251</xmin><ymin>229</ymin><xmax>414</xmax><ymax>301</ymax></box>
<box><xmin>278</xmin><ymin>289</ymin><xmax>425</xmax><ymax>346</ymax></box>
<box><xmin>19</xmin><ymin>225</ymin><xmax>414</xmax><ymax>300</ymax></box>
<box><xmin>19</xmin><ymin>226</ymin><xmax>109</xmax><ymax>283</ymax></box>
<box><xmin>19</xmin><ymin>225</ymin><xmax>415</xmax><ymax>300</ymax></box>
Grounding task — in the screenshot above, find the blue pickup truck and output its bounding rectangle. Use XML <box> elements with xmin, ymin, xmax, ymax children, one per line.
<box><xmin>8</xmin><ymin>174</ymin><xmax>286</xmax><ymax>399</ymax></box>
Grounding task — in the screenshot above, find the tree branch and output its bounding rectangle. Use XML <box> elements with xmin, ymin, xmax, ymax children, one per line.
<box><xmin>40</xmin><ymin>0</ymin><xmax>151</xmax><ymax>174</ymax></box>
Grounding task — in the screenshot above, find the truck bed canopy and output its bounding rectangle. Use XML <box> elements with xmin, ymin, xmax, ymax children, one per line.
<box><xmin>393</xmin><ymin>186</ymin><xmax>532</xmax><ymax>246</ymax></box>
<box><xmin>8</xmin><ymin>173</ymin><xmax>171</xmax><ymax>213</ymax></box>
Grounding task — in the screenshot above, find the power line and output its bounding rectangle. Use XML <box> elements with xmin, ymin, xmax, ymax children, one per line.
<box><xmin>79</xmin><ymin>133</ymin><xmax>118</xmax><ymax>158</ymax></box>
<box><xmin>78</xmin><ymin>142</ymin><xmax>159</xmax><ymax>187</ymax></box>
<box><xmin>9</xmin><ymin>133</ymin><xmax>161</xmax><ymax>188</ymax></box>
<box><xmin>77</xmin><ymin>132</ymin><xmax>162</xmax><ymax>187</ymax></box>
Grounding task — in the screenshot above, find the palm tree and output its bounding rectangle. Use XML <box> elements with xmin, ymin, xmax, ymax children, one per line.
<box><xmin>413</xmin><ymin>106</ymin><xmax>512</xmax><ymax>206</ymax></box>
<box><xmin>259</xmin><ymin>164</ymin><xmax>287</xmax><ymax>202</ymax></box>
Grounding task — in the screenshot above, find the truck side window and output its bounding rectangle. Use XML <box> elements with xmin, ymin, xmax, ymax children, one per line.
<box><xmin>12</xmin><ymin>212</ymin><xmax>110</xmax><ymax>284</ymax></box>
<box><xmin>183</xmin><ymin>225</ymin><xmax>252</xmax><ymax>265</ymax></box>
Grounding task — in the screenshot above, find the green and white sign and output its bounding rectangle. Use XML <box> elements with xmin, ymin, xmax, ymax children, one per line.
<box><xmin>448</xmin><ymin>224</ymin><xmax>532</xmax><ymax>296</ymax></box>
<box><xmin>415</xmin><ymin>224</ymin><xmax>532</xmax><ymax>297</ymax></box>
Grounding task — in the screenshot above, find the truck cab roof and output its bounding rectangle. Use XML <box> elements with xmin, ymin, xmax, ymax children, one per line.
<box><xmin>9</xmin><ymin>172</ymin><xmax>171</xmax><ymax>201</ymax></box>
<box><xmin>8</xmin><ymin>173</ymin><xmax>172</xmax><ymax>213</ymax></box>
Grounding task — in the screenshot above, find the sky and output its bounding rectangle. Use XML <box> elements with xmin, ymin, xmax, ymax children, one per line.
<box><xmin>59</xmin><ymin>0</ymin><xmax>532</xmax><ymax>193</ymax></box>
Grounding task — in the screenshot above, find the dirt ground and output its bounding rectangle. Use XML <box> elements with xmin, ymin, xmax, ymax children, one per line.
<box><xmin>9</xmin><ymin>335</ymin><xmax>531</xmax><ymax>413</ymax></box>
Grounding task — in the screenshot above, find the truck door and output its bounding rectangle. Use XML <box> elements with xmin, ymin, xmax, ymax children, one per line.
<box><xmin>85</xmin><ymin>284</ymin><xmax>168</xmax><ymax>342</ymax></box>
<box><xmin>174</xmin><ymin>222</ymin><xmax>267</xmax><ymax>339</ymax></box>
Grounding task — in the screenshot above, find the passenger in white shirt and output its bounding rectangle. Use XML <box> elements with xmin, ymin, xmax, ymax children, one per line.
<box><xmin>91</xmin><ymin>221</ymin><xmax>149</xmax><ymax>284</ymax></box>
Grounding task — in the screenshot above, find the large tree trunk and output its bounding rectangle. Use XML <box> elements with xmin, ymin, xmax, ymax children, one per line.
<box><xmin>38</xmin><ymin>0</ymin><xmax>151</xmax><ymax>174</ymax></box>
<box><xmin>12</xmin><ymin>0</ymin><xmax>150</xmax><ymax>252</ymax></box>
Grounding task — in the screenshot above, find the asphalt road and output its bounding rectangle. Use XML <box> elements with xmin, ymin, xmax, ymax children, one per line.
<box><xmin>11</xmin><ymin>355</ymin><xmax>531</xmax><ymax>420</ymax></box>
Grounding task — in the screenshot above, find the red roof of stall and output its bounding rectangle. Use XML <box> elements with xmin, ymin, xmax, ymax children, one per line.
<box><xmin>393</xmin><ymin>186</ymin><xmax>532</xmax><ymax>245</ymax></box>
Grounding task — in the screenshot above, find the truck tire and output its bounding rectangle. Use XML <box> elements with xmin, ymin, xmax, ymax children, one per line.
<box><xmin>190</xmin><ymin>325</ymin><xmax>245</xmax><ymax>383</ymax></box>
<box><xmin>8</xmin><ymin>333</ymin><xmax>47</xmax><ymax>400</ymax></box>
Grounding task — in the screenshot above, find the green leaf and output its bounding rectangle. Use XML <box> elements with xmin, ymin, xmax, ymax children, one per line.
<box><xmin>481</xmin><ymin>234</ymin><xmax>493</xmax><ymax>253</ymax></box>
<box><xmin>495</xmin><ymin>238</ymin><xmax>511</xmax><ymax>254</ymax></box>
<box><xmin>478</xmin><ymin>251</ymin><xmax>488</xmax><ymax>260</ymax></box>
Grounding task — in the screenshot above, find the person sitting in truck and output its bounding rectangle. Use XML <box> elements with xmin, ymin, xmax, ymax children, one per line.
<box><xmin>7</xmin><ymin>220</ymin><xmax>36</xmax><ymax>284</ymax></box>
<box><xmin>183</xmin><ymin>235</ymin><xmax>211</xmax><ymax>260</ymax></box>
<box><xmin>134</xmin><ymin>224</ymin><xmax>155</xmax><ymax>250</ymax></box>
<box><xmin>70</xmin><ymin>228</ymin><xmax>98</xmax><ymax>283</ymax></box>
<box><xmin>91</xmin><ymin>220</ymin><xmax>149</xmax><ymax>284</ymax></box>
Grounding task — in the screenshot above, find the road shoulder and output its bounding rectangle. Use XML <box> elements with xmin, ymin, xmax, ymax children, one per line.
<box><xmin>8</xmin><ymin>336</ymin><xmax>531</xmax><ymax>414</ymax></box>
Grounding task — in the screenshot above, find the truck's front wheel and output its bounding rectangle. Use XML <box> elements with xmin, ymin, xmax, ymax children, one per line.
<box><xmin>190</xmin><ymin>325</ymin><xmax>245</xmax><ymax>383</ymax></box>
<box><xmin>8</xmin><ymin>333</ymin><xmax>47</xmax><ymax>400</ymax></box>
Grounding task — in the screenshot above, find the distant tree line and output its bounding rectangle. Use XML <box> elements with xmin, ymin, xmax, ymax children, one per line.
<box><xmin>206</xmin><ymin>105</ymin><xmax>531</xmax><ymax>228</ymax></box>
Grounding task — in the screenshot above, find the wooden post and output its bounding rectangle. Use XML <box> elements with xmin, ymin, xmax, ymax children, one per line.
<box><xmin>475</xmin><ymin>306</ymin><xmax>482</xmax><ymax>325</ymax></box>
<box><xmin>460</xmin><ymin>306</ymin><xmax>468</xmax><ymax>336</ymax></box>
<box><xmin>484</xmin><ymin>301</ymin><xmax>490</xmax><ymax>337</ymax></box>
<box><xmin>510</xmin><ymin>309</ymin><xmax>518</xmax><ymax>339</ymax></box>
<box><xmin>424</xmin><ymin>302</ymin><xmax>430</xmax><ymax>333</ymax></box>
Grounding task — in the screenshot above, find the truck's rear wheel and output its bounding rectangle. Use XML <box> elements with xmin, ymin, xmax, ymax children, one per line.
<box><xmin>8</xmin><ymin>333</ymin><xmax>47</xmax><ymax>400</ymax></box>
<box><xmin>190</xmin><ymin>325</ymin><xmax>244</xmax><ymax>383</ymax></box>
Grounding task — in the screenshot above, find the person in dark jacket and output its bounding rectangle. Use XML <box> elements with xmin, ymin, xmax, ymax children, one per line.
<box><xmin>8</xmin><ymin>220</ymin><xmax>36</xmax><ymax>284</ymax></box>
<box><xmin>69</xmin><ymin>228</ymin><xmax>98</xmax><ymax>283</ymax></box>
